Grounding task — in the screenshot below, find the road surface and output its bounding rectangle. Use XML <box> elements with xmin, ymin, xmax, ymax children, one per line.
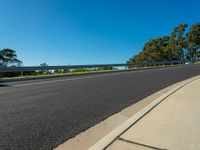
<box><xmin>0</xmin><ymin>65</ymin><xmax>200</xmax><ymax>150</ymax></box>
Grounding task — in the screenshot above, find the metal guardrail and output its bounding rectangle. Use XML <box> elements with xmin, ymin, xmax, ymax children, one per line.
<box><xmin>0</xmin><ymin>60</ymin><xmax>188</xmax><ymax>73</ymax></box>
<box><xmin>0</xmin><ymin>64</ymin><xmax>125</xmax><ymax>73</ymax></box>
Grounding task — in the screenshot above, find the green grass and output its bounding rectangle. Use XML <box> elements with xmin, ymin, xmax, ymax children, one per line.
<box><xmin>0</xmin><ymin>69</ymin><xmax>116</xmax><ymax>80</ymax></box>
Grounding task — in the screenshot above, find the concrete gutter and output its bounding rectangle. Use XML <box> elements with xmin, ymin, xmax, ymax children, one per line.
<box><xmin>88</xmin><ymin>75</ymin><xmax>200</xmax><ymax>150</ymax></box>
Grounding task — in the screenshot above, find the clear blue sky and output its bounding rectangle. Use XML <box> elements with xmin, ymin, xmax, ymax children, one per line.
<box><xmin>0</xmin><ymin>0</ymin><xmax>199</xmax><ymax>66</ymax></box>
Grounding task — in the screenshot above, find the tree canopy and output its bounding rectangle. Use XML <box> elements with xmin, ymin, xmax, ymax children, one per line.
<box><xmin>128</xmin><ymin>23</ymin><xmax>200</xmax><ymax>64</ymax></box>
<box><xmin>186</xmin><ymin>23</ymin><xmax>200</xmax><ymax>59</ymax></box>
<box><xmin>0</xmin><ymin>48</ymin><xmax>22</xmax><ymax>67</ymax></box>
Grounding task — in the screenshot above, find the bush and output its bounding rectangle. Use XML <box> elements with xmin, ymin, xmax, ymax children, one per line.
<box><xmin>72</xmin><ymin>68</ymin><xmax>89</xmax><ymax>72</ymax></box>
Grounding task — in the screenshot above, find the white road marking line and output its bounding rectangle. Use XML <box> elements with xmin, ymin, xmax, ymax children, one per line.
<box><xmin>14</xmin><ymin>71</ymin><xmax>136</xmax><ymax>87</ymax></box>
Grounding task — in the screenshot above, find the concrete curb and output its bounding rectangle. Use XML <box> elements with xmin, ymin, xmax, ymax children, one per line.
<box><xmin>88</xmin><ymin>75</ymin><xmax>200</xmax><ymax>150</ymax></box>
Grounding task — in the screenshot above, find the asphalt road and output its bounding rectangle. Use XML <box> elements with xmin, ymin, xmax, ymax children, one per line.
<box><xmin>0</xmin><ymin>64</ymin><xmax>200</xmax><ymax>150</ymax></box>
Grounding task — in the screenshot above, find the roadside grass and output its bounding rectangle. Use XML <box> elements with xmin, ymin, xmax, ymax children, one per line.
<box><xmin>0</xmin><ymin>62</ymin><xmax>199</xmax><ymax>80</ymax></box>
<box><xmin>0</xmin><ymin>69</ymin><xmax>116</xmax><ymax>80</ymax></box>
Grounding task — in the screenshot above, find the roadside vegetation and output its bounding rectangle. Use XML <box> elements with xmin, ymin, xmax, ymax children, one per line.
<box><xmin>0</xmin><ymin>67</ymin><xmax>116</xmax><ymax>79</ymax></box>
<box><xmin>127</xmin><ymin>23</ymin><xmax>200</xmax><ymax>65</ymax></box>
<box><xmin>0</xmin><ymin>23</ymin><xmax>200</xmax><ymax>79</ymax></box>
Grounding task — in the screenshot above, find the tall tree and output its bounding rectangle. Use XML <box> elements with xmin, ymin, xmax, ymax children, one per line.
<box><xmin>0</xmin><ymin>48</ymin><xmax>22</xmax><ymax>67</ymax></box>
<box><xmin>127</xmin><ymin>23</ymin><xmax>199</xmax><ymax>64</ymax></box>
<box><xmin>186</xmin><ymin>23</ymin><xmax>200</xmax><ymax>60</ymax></box>
<box><xmin>134</xmin><ymin>36</ymin><xmax>170</xmax><ymax>61</ymax></box>
<box><xmin>127</xmin><ymin>37</ymin><xmax>171</xmax><ymax>63</ymax></box>
<box><xmin>168</xmin><ymin>24</ymin><xmax>188</xmax><ymax>62</ymax></box>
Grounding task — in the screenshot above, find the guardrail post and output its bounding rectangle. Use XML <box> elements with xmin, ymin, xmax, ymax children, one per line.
<box><xmin>21</xmin><ymin>71</ymin><xmax>23</xmax><ymax>76</ymax></box>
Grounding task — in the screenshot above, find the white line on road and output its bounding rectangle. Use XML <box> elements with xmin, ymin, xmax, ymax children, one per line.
<box><xmin>14</xmin><ymin>71</ymin><xmax>137</xmax><ymax>87</ymax></box>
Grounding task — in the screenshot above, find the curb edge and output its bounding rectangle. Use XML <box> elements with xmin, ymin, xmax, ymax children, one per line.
<box><xmin>88</xmin><ymin>75</ymin><xmax>200</xmax><ymax>150</ymax></box>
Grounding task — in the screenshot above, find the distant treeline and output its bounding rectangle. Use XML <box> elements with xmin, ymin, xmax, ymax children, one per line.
<box><xmin>0</xmin><ymin>49</ymin><xmax>114</xmax><ymax>78</ymax></box>
<box><xmin>127</xmin><ymin>23</ymin><xmax>200</xmax><ymax>64</ymax></box>
<box><xmin>1</xmin><ymin>23</ymin><xmax>200</xmax><ymax>78</ymax></box>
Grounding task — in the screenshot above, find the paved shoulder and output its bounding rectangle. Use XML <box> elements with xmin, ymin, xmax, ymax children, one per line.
<box><xmin>107</xmin><ymin>76</ymin><xmax>200</xmax><ymax>150</ymax></box>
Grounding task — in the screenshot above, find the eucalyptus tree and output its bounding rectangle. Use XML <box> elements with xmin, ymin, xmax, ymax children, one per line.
<box><xmin>127</xmin><ymin>23</ymin><xmax>200</xmax><ymax>64</ymax></box>
<box><xmin>0</xmin><ymin>48</ymin><xmax>22</xmax><ymax>67</ymax></box>
<box><xmin>186</xmin><ymin>23</ymin><xmax>200</xmax><ymax>60</ymax></box>
<box><xmin>168</xmin><ymin>24</ymin><xmax>188</xmax><ymax>62</ymax></box>
<box><xmin>139</xmin><ymin>36</ymin><xmax>171</xmax><ymax>61</ymax></box>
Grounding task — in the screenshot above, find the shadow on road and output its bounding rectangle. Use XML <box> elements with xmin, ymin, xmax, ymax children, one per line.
<box><xmin>0</xmin><ymin>83</ymin><xmax>9</xmax><ymax>87</ymax></box>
